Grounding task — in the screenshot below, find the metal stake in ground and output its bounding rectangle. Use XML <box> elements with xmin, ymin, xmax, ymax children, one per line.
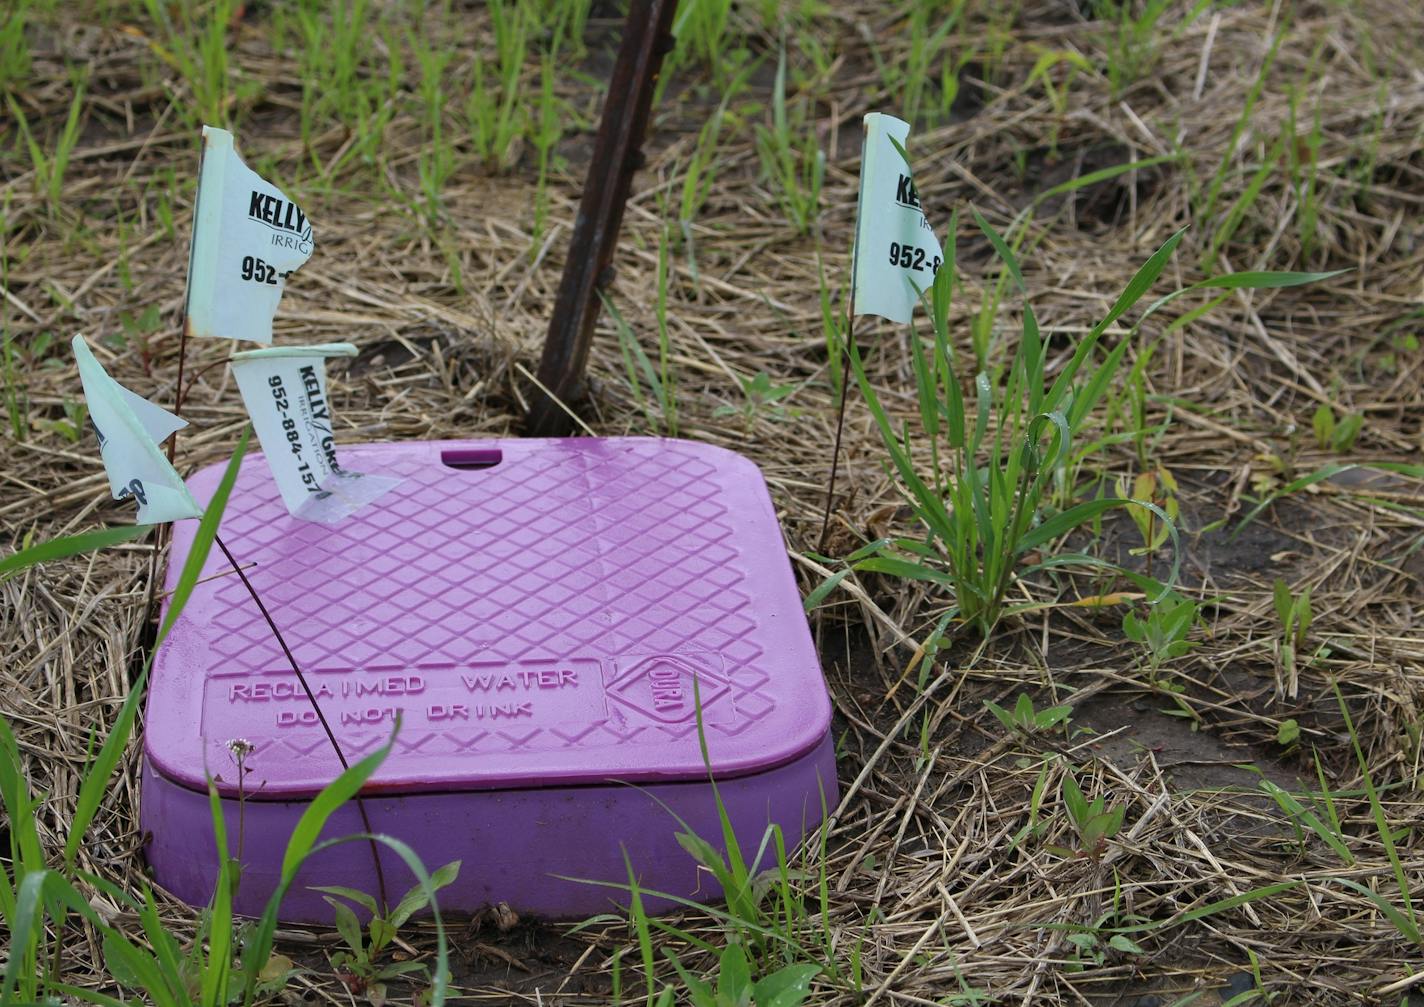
<box><xmin>525</xmin><ymin>0</ymin><xmax>680</xmax><ymax>436</ymax></box>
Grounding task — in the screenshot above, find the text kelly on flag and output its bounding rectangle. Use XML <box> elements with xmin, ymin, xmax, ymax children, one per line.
<box><xmin>185</xmin><ymin>125</ymin><xmax>314</xmax><ymax>344</ymax></box>
<box><xmin>229</xmin><ymin>343</ymin><xmax>398</xmax><ymax>522</ymax></box>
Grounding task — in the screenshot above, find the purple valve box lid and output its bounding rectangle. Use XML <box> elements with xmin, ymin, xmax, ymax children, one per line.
<box><xmin>147</xmin><ymin>438</ymin><xmax>833</xmax><ymax>799</ymax></box>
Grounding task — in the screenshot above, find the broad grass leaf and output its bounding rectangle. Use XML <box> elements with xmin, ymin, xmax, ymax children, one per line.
<box><xmin>754</xmin><ymin>963</ymin><xmax>822</xmax><ymax>1007</ymax></box>
<box><xmin>803</xmin><ymin>567</ymin><xmax>854</xmax><ymax>611</ymax></box>
<box><xmin>0</xmin><ymin>524</ymin><xmax>151</xmax><ymax>582</ymax></box>
<box><xmin>2</xmin><ymin>870</ymin><xmax>50</xmax><ymax>1004</ymax></box>
<box><xmin>853</xmin><ymin>556</ymin><xmax>954</xmax><ymax>585</ymax></box>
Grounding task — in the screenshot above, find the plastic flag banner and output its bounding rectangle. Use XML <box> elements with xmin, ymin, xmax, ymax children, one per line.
<box><xmin>185</xmin><ymin>125</ymin><xmax>313</xmax><ymax>344</ymax></box>
<box><xmin>229</xmin><ymin>343</ymin><xmax>399</xmax><ymax>522</ymax></box>
<box><xmin>72</xmin><ymin>335</ymin><xmax>203</xmax><ymax>524</ymax></box>
<box><xmin>851</xmin><ymin>113</ymin><xmax>944</xmax><ymax>324</ymax></box>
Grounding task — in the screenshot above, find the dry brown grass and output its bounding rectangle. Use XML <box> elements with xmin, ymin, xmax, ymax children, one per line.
<box><xmin>3</xmin><ymin>0</ymin><xmax>1424</xmax><ymax>1003</ymax></box>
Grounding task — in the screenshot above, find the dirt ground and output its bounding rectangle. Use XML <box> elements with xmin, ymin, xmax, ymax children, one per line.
<box><xmin>3</xmin><ymin>0</ymin><xmax>1424</xmax><ymax>1004</ymax></box>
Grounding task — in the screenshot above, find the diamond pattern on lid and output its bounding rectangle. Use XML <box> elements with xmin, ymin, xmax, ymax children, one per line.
<box><xmin>149</xmin><ymin>439</ymin><xmax>830</xmax><ymax>796</ymax></box>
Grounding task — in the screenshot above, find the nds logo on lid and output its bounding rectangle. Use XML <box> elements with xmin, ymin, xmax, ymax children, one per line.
<box><xmin>608</xmin><ymin>653</ymin><xmax>734</xmax><ymax>725</ymax></box>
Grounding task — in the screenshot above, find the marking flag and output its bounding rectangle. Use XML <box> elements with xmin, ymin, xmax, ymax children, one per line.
<box><xmin>229</xmin><ymin>342</ymin><xmax>398</xmax><ymax>522</ymax></box>
<box><xmin>851</xmin><ymin>113</ymin><xmax>944</xmax><ymax>324</ymax></box>
<box><xmin>186</xmin><ymin>126</ymin><xmax>313</xmax><ymax>344</ymax></box>
<box><xmin>72</xmin><ymin>335</ymin><xmax>202</xmax><ymax>524</ymax></box>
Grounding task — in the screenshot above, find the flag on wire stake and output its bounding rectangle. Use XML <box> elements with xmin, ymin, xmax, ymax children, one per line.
<box><xmin>851</xmin><ymin>113</ymin><xmax>944</xmax><ymax>323</ymax></box>
<box><xmin>72</xmin><ymin>335</ymin><xmax>203</xmax><ymax>524</ymax></box>
<box><xmin>186</xmin><ymin>125</ymin><xmax>313</xmax><ymax>344</ymax></box>
<box><xmin>229</xmin><ymin>343</ymin><xmax>399</xmax><ymax>522</ymax></box>
<box><xmin>818</xmin><ymin>113</ymin><xmax>944</xmax><ymax>553</ymax></box>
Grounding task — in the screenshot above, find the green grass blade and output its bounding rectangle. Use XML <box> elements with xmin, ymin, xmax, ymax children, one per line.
<box><xmin>157</xmin><ymin>425</ymin><xmax>250</xmax><ymax>647</ymax></box>
<box><xmin>623</xmin><ymin>847</ymin><xmax>657</xmax><ymax>1006</ymax></box>
<box><xmin>1110</xmin><ymin>881</ymin><xmax>1300</xmax><ymax>935</ymax></box>
<box><xmin>136</xmin><ymin>886</ymin><xmax>184</xmax><ymax>991</ymax></box>
<box><xmin>278</xmin><ymin>742</ymin><xmax>389</xmax><ymax>887</ymax></box>
<box><xmin>691</xmin><ymin>679</ymin><xmax>754</xmax><ymax>919</ymax></box>
<box><xmin>242</xmin><ymin>730</ymin><xmax>396</xmax><ymax>1004</ymax></box>
<box><xmin>1017</xmin><ymin>496</ymin><xmax>1180</xmax><ymax>598</ymax></box>
<box><xmin>850</xmin><ymin>343</ymin><xmax>954</xmax><ymax>540</ymax></box>
<box><xmin>1198</xmin><ymin>25</ymin><xmax>1283</xmax><ymax>224</ymax></box>
<box><xmin>202</xmin><ymin>781</ymin><xmax>234</xmax><ymax>1007</ymax></box>
<box><xmin>972</xmin><ymin>208</ymin><xmax>1025</xmax><ymax>293</ymax></box>
<box><xmin>1139</xmin><ymin>270</ymin><xmax>1345</xmax><ymax>327</ymax></box>
<box><xmin>1034</xmin><ymin>154</ymin><xmax>1184</xmax><ymax>204</ymax></box>
<box><xmin>803</xmin><ymin>567</ymin><xmax>855</xmax><ymax>611</ymax></box>
<box><xmin>0</xmin><ymin>525</ymin><xmax>152</xmax><ymax>582</ymax></box>
<box><xmin>1043</xmin><ymin>228</ymin><xmax>1187</xmax><ymax>414</ymax></box>
<box><xmin>1196</xmin><ymin>269</ymin><xmax>1347</xmax><ymax>290</ymax></box>
<box><xmin>358</xmin><ymin>834</ymin><xmax>452</xmax><ymax>1006</ymax></box>
<box><xmin>0</xmin><ymin>869</ymin><xmax>46</xmax><ymax>1004</ymax></box>
<box><xmin>102</xmin><ymin>927</ymin><xmax>182</xmax><ymax>1007</ymax></box>
<box><xmin>853</xmin><ymin>556</ymin><xmax>955</xmax><ymax>585</ymax></box>
<box><xmin>1204</xmin><ymin>131</ymin><xmax>1286</xmax><ymax>270</ymax></box>
<box><xmin>65</xmin><ymin>428</ymin><xmax>249</xmax><ymax>869</ymax></box>
<box><xmin>49</xmin><ymin>982</ymin><xmax>131</xmax><ymax>1007</ymax></box>
<box><xmin>1230</xmin><ymin>464</ymin><xmax>1350</xmax><ymax>541</ymax></box>
<box><xmin>1068</xmin><ymin>334</ymin><xmax>1132</xmax><ymax>432</ymax></box>
<box><xmin>1259</xmin><ymin>781</ymin><xmax>1355</xmax><ymax>865</ymax></box>
<box><xmin>1337</xmin><ymin>878</ymin><xmax>1421</xmax><ymax>945</ymax></box>
<box><xmin>1335</xmin><ymin>681</ymin><xmax>1417</xmax><ymax>934</ymax></box>
<box><xmin>0</xmin><ymin>716</ymin><xmax>44</xmax><ymax>870</ymax></box>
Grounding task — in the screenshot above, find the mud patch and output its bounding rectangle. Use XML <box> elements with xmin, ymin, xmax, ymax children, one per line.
<box><xmin>1072</xmin><ymin>692</ymin><xmax>1297</xmax><ymax>793</ymax></box>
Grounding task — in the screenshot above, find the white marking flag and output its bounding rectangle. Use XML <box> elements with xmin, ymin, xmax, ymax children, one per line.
<box><xmin>72</xmin><ymin>335</ymin><xmax>202</xmax><ymax>524</ymax></box>
<box><xmin>186</xmin><ymin>125</ymin><xmax>313</xmax><ymax>344</ymax></box>
<box><xmin>851</xmin><ymin>113</ymin><xmax>944</xmax><ymax>324</ymax></box>
<box><xmin>229</xmin><ymin>343</ymin><xmax>398</xmax><ymax>522</ymax></box>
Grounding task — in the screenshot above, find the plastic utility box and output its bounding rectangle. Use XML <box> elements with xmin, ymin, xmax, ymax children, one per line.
<box><xmin>141</xmin><ymin>438</ymin><xmax>837</xmax><ymax>921</ymax></box>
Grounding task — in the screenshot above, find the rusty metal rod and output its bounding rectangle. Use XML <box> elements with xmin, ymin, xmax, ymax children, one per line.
<box><xmin>525</xmin><ymin>0</ymin><xmax>680</xmax><ymax>437</ymax></box>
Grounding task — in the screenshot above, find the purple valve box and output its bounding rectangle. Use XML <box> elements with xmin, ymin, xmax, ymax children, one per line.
<box><xmin>141</xmin><ymin>438</ymin><xmax>837</xmax><ymax>922</ymax></box>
